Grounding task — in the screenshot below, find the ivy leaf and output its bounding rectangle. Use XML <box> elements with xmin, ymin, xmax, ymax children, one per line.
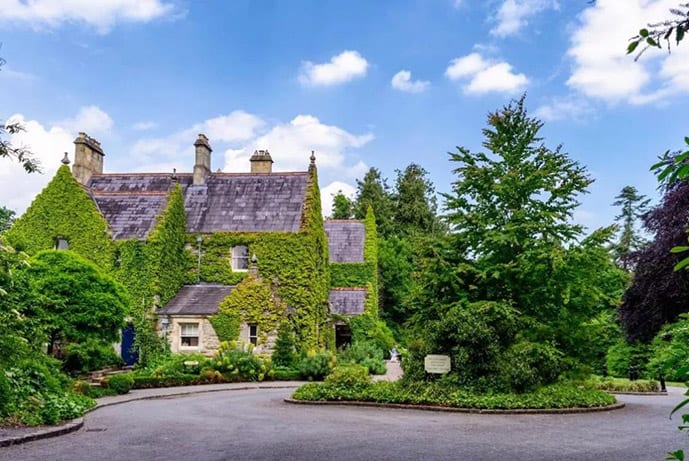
<box><xmin>674</xmin><ymin>257</ymin><xmax>689</xmax><ymax>271</ymax></box>
<box><xmin>666</xmin><ymin>450</ymin><xmax>684</xmax><ymax>461</ymax></box>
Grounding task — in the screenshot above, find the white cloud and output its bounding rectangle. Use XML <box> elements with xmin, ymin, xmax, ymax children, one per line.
<box><xmin>0</xmin><ymin>115</ymin><xmax>74</xmax><ymax>214</ymax></box>
<box><xmin>321</xmin><ymin>181</ymin><xmax>357</xmax><ymax>218</ymax></box>
<box><xmin>534</xmin><ymin>96</ymin><xmax>594</xmax><ymax>122</ymax></box>
<box><xmin>567</xmin><ymin>0</ymin><xmax>687</xmax><ymax>104</ymax></box>
<box><xmin>0</xmin><ymin>0</ymin><xmax>177</xmax><ymax>33</ymax></box>
<box><xmin>445</xmin><ymin>52</ymin><xmax>528</xmax><ymax>94</ymax></box>
<box><xmin>58</xmin><ymin>105</ymin><xmax>113</xmax><ymax>136</ymax></box>
<box><xmin>491</xmin><ymin>0</ymin><xmax>558</xmax><ymax>37</ymax></box>
<box><xmin>223</xmin><ymin>114</ymin><xmax>373</xmax><ymax>173</ymax></box>
<box><xmin>299</xmin><ymin>50</ymin><xmax>369</xmax><ymax>86</ymax></box>
<box><xmin>131</xmin><ymin>110</ymin><xmax>265</xmax><ymax>171</ymax></box>
<box><xmin>132</xmin><ymin>121</ymin><xmax>157</xmax><ymax>131</ymax></box>
<box><xmin>391</xmin><ymin>70</ymin><xmax>430</xmax><ymax>93</ymax></box>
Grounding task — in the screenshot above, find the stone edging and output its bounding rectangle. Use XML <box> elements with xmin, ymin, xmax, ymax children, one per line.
<box><xmin>0</xmin><ymin>418</ymin><xmax>84</xmax><ymax>447</ymax></box>
<box><xmin>0</xmin><ymin>384</ymin><xmax>301</xmax><ymax>448</ymax></box>
<box><xmin>283</xmin><ymin>398</ymin><xmax>626</xmax><ymax>415</ymax></box>
<box><xmin>607</xmin><ymin>391</ymin><xmax>668</xmax><ymax>396</ymax></box>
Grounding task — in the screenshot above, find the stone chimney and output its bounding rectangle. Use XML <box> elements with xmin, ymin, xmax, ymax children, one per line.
<box><xmin>250</xmin><ymin>149</ymin><xmax>273</xmax><ymax>173</ymax></box>
<box><xmin>193</xmin><ymin>134</ymin><xmax>212</xmax><ymax>185</ymax></box>
<box><xmin>72</xmin><ymin>132</ymin><xmax>105</xmax><ymax>185</ymax></box>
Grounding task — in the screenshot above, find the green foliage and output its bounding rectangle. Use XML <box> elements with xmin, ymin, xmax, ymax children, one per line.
<box><xmin>62</xmin><ymin>339</ymin><xmax>123</xmax><ymax>374</ymax></box>
<box><xmin>586</xmin><ymin>376</ymin><xmax>660</xmax><ymax>393</ymax></box>
<box><xmin>628</xmin><ymin>4</ymin><xmax>688</xmax><ymax>59</ymax></box>
<box><xmin>210</xmin><ymin>341</ymin><xmax>272</xmax><ymax>382</ymax></box>
<box><xmin>405</xmin><ymin>96</ymin><xmax>627</xmax><ymax>393</ymax></box>
<box><xmin>298</xmin><ymin>349</ymin><xmax>336</xmax><ymax>381</ymax></box>
<box><xmin>391</xmin><ymin>163</ymin><xmax>440</xmax><ymax>236</ymax></box>
<box><xmin>330</xmin><ymin>263</ymin><xmax>375</xmax><ymax>287</ymax></box>
<box><xmin>324</xmin><ymin>364</ymin><xmax>370</xmax><ymax>388</ymax></box>
<box><xmin>331</xmin><ymin>190</ymin><xmax>354</xmax><ymax>219</ymax></box>
<box><xmin>104</xmin><ymin>373</ymin><xmax>135</xmax><ymax>395</ymax></box>
<box><xmin>0</xmin><ymin>369</ymin><xmax>10</xmax><ymax>416</ymax></box>
<box><xmin>648</xmin><ymin>314</ymin><xmax>689</xmax><ymax>382</ymax></box>
<box><xmin>0</xmin><ymin>205</ymin><xmax>15</xmax><ymax>233</ymax></box>
<box><xmin>273</xmin><ymin>366</ymin><xmax>303</xmax><ymax>380</ymax></box>
<box><xmin>354</xmin><ymin>168</ymin><xmax>395</xmax><ymax>237</ymax></box>
<box><xmin>25</xmin><ymin>250</ymin><xmax>127</xmax><ymax>350</ymax></box>
<box><xmin>337</xmin><ymin>341</ymin><xmax>387</xmax><ymax>375</ymax></box>
<box><xmin>147</xmin><ymin>184</ymin><xmax>188</xmax><ymax>307</ymax></box>
<box><xmin>1</xmin><ymin>121</ymin><xmax>41</xmax><ymax>174</ymax></box>
<box><xmin>217</xmin><ymin>275</ymin><xmax>286</xmax><ymax>347</ymax></box>
<box><xmin>606</xmin><ymin>340</ymin><xmax>650</xmax><ymax>378</ymax></box>
<box><xmin>272</xmin><ymin>320</ymin><xmax>298</xmax><ymax>367</ymax></box>
<box><xmin>6</xmin><ymin>165</ymin><xmax>113</xmax><ymax>268</ymax></box>
<box><xmin>2</xmin><ymin>356</ymin><xmax>95</xmax><ymax>426</ymax></box>
<box><xmin>209</xmin><ymin>310</ymin><xmax>241</xmax><ymax>343</ymax></box>
<box><xmin>611</xmin><ymin>185</ymin><xmax>650</xmax><ymax>269</ymax></box>
<box><xmin>293</xmin><ymin>381</ymin><xmax>616</xmax><ymax>410</ymax></box>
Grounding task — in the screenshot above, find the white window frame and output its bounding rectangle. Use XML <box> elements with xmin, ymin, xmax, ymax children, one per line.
<box><xmin>249</xmin><ymin>324</ymin><xmax>258</xmax><ymax>346</ymax></box>
<box><xmin>180</xmin><ymin>322</ymin><xmax>200</xmax><ymax>348</ymax></box>
<box><xmin>231</xmin><ymin>245</ymin><xmax>249</xmax><ymax>271</ymax></box>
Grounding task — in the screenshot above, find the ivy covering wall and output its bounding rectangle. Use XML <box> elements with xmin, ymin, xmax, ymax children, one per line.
<box><xmin>203</xmin><ymin>167</ymin><xmax>330</xmax><ymax>352</ymax></box>
<box><xmin>5</xmin><ymin>165</ymin><xmax>113</xmax><ymax>268</ymax></box>
<box><xmin>211</xmin><ymin>275</ymin><xmax>286</xmax><ymax>345</ymax></box>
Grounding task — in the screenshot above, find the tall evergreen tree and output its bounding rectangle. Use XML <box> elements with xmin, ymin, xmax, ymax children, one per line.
<box><xmin>392</xmin><ymin>163</ymin><xmax>439</xmax><ymax>236</ymax></box>
<box><xmin>330</xmin><ymin>191</ymin><xmax>354</xmax><ymax>219</ymax></box>
<box><xmin>611</xmin><ymin>185</ymin><xmax>650</xmax><ymax>270</ymax></box>
<box><xmin>354</xmin><ymin>167</ymin><xmax>394</xmax><ymax>237</ymax></box>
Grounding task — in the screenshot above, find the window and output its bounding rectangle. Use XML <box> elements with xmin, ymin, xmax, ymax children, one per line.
<box><xmin>54</xmin><ymin>238</ymin><xmax>69</xmax><ymax>250</ymax></box>
<box><xmin>249</xmin><ymin>324</ymin><xmax>258</xmax><ymax>346</ymax></box>
<box><xmin>231</xmin><ymin>245</ymin><xmax>249</xmax><ymax>271</ymax></box>
<box><xmin>180</xmin><ymin>323</ymin><xmax>199</xmax><ymax>347</ymax></box>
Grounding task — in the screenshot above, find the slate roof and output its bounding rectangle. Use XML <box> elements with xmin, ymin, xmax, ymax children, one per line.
<box><xmin>87</xmin><ymin>172</ymin><xmax>309</xmax><ymax>240</ymax></box>
<box><xmin>329</xmin><ymin>288</ymin><xmax>367</xmax><ymax>315</ymax></box>
<box><xmin>324</xmin><ymin>220</ymin><xmax>365</xmax><ymax>263</ymax></box>
<box><xmin>157</xmin><ymin>284</ymin><xmax>235</xmax><ymax>316</ymax></box>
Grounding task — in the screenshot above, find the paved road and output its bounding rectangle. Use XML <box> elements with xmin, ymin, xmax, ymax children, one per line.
<box><xmin>1</xmin><ymin>387</ymin><xmax>687</xmax><ymax>461</ymax></box>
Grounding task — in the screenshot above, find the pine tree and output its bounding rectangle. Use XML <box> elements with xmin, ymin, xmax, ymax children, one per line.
<box><xmin>611</xmin><ymin>185</ymin><xmax>650</xmax><ymax>270</ymax></box>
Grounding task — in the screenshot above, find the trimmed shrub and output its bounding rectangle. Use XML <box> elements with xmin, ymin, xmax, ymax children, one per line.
<box><xmin>272</xmin><ymin>321</ymin><xmax>298</xmax><ymax>367</ymax></box>
<box><xmin>298</xmin><ymin>350</ymin><xmax>336</xmax><ymax>381</ymax></box>
<box><xmin>273</xmin><ymin>367</ymin><xmax>302</xmax><ymax>381</ymax></box>
<box><xmin>105</xmin><ymin>373</ymin><xmax>134</xmax><ymax>395</ymax></box>
<box><xmin>325</xmin><ymin>364</ymin><xmax>370</xmax><ymax>388</ymax></box>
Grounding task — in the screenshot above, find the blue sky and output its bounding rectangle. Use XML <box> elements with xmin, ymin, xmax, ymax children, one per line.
<box><xmin>0</xmin><ymin>0</ymin><xmax>687</xmax><ymax>233</ymax></box>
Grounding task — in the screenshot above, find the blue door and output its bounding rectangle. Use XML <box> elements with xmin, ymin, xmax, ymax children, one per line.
<box><xmin>121</xmin><ymin>324</ymin><xmax>138</xmax><ymax>366</ymax></box>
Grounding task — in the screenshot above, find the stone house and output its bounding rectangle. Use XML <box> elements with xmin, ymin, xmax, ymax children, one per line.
<box><xmin>7</xmin><ymin>132</ymin><xmax>378</xmax><ymax>361</ymax></box>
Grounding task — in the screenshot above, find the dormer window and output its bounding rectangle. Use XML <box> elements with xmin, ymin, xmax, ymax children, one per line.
<box><xmin>54</xmin><ymin>237</ymin><xmax>69</xmax><ymax>250</ymax></box>
<box><xmin>231</xmin><ymin>245</ymin><xmax>249</xmax><ymax>271</ymax></box>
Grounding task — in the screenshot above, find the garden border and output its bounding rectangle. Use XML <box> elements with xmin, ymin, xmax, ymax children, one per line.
<box><xmin>283</xmin><ymin>398</ymin><xmax>626</xmax><ymax>414</ymax></box>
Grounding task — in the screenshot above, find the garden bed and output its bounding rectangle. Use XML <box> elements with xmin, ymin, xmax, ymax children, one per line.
<box><xmin>291</xmin><ymin>381</ymin><xmax>618</xmax><ymax>411</ymax></box>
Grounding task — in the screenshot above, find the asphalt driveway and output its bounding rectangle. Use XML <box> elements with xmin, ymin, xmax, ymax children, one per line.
<box><xmin>1</xmin><ymin>386</ymin><xmax>687</xmax><ymax>461</ymax></box>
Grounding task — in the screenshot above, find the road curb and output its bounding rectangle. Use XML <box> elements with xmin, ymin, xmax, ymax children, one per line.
<box><xmin>0</xmin><ymin>418</ymin><xmax>84</xmax><ymax>447</ymax></box>
<box><xmin>607</xmin><ymin>391</ymin><xmax>667</xmax><ymax>396</ymax></box>
<box><xmin>1</xmin><ymin>383</ymin><xmax>302</xmax><ymax>448</ymax></box>
<box><xmin>89</xmin><ymin>384</ymin><xmax>302</xmax><ymax>413</ymax></box>
<box><xmin>283</xmin><ymin>398</ymin><xmax>626</xmax><ymax>415</ymax></box>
